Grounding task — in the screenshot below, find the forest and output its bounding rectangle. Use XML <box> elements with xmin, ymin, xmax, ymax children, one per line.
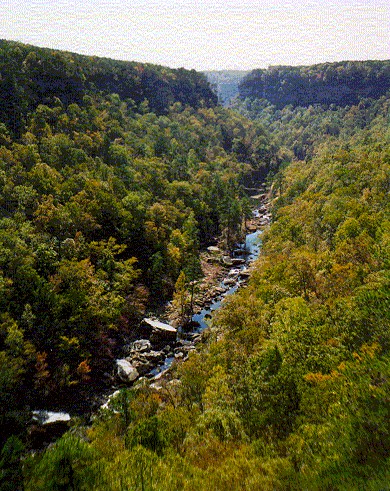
<box><xmin>0</xmin><ymin>39</ymin><xmax>277</xmax><ymax>448</ymax></box>
<box><xmin>238</xmin><ymin>60</ymin><xmax>390</xmax><ymax>108</ymax></box>
<box><xmin>0</xmin><ymin>40</ymin><xmax>217</xmax><ymax>135</ymax></box>
<box><xmin>0</xmin><ymin>43</ymin><xmax>389</xmax><ymax>490</ymax></box>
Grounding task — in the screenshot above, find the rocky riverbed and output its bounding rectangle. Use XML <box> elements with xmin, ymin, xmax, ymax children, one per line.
<box><xmin>108</xmin><ymin>191</ymin><xmax>271</xmax><ymax>389</ymax></box>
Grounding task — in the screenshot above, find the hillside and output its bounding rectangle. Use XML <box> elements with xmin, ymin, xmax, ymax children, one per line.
<box><xmin>239</xmin><ymin>60</ymin><xmax>390</xmax><ymax>108</ymax></box>
<box><xmin>0</xmin><ymin>41</ymin><xmax>281</xmax><ymax>460</ymax></box>
<box><xmin>0</xmin><ymin>40</ymin><xmax>217</xmax><ymax>135</ymax></box>
<box><xmin>20</xmin><ymin>73</ymin><xmax>390</xmax><ymax>491</ymax></box>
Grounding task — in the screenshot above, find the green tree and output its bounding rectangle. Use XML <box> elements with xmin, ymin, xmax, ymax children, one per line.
<box><xmin>172</xmin><ymin>271</ymin><xmax>190</xmax><ymax>325</ymax></box>
<box><xmin>24</xmin><ymin>434</ymin><xmax>99</xmax><ymax>491</ymax></box>
<box><xmin>0</xmin><ymin>436</ymin><xmax>24</xmax><ymax>491</ymax></box>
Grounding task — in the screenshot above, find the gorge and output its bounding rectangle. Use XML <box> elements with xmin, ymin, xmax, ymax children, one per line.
<box><xmin>0</xmin><ymin>41</ymin><xmax>389</xmax><ymax>490</ymax></box>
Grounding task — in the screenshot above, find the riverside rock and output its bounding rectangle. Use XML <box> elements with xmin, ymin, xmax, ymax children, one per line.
<box><xmin>32</xmin><ymin>411</ymin><xmax>71</xmax><ymax>425</ymax></box>
<box><xmin>29</xmin><ymin>412</ymin><xmax>71</xmax><ymax>449</ymax></box>
<box><xmin>101</xmin><ymin>203</ymin><xmax>266</xmax><ymax>415</ymax></box>
<box><xmin>130</xmin><ymin>360</ymin><xmax>152</xmax><ymax>376</ymax></box>
<box><xmin>127</xmin><ymin>349</ymin><xmax>166</xmax><ymax>376</ymax></box>
<box><xmin>239</xmin><ymin>269</ymin><xmax>251</xmax><ymax>278</ymax></box>
<box><xmin>116</xmin><ymin>359</ymin><xmax>139</xmax><ymax>383</ymax></box>
<box><xmin>131</xmin><ymin>339</ymin><xmax>152</xmax><ymax>352</ymax></box>
<box><xmin>223</xmin><ymin>277</ymin><xmax>236</xmax><ymax>286</ymax></box>
<box><xmin>222</xmin><ymin>256</ymin><xmax>233</xmax><ymax>266</ymax></box>
<box><xmin>231</xmin><ymin>258</ymin><xmax>246</xmax><ymax>265</ymax></box>
<box><xmin>207</xmin><ymin>246</ymin><xmax>221</xmax><ymax>253</ymax></box>
<box><xmin>142</xmin><ymin>318</ymin><xmax>177</xmax><ymax>339</ymax></box>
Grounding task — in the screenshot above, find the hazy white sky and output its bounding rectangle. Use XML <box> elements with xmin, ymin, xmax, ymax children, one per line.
<box><xmin>2</xmin><ymin>0</ymin><xmax>389</xmax><ymax>70</ymax></box>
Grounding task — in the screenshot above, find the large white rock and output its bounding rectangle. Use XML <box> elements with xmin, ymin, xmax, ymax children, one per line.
<box><xmin>32</xmin><ymin>411</ymin><xmax>71</xmax><ymax>425</ymax></box>
<box><xmin>207</xmin><ymin>246</ymin><xmax>220</xmax><ymax>253</ymax></box>
<box><xmin>116</xmin><ymin>359</ymin><xmax>139</xmax><ymax>383</ymax></box>
<box><xmin>142</xmin><ymin>318</ymin><xmax>176</xmax><ymax>333</ymax></box>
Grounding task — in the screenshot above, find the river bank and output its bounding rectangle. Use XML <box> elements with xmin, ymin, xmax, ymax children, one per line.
<box><xmin>29</xmin><ymin>188</ymin><xmax>271</xmax><ymax>445</ymax></box>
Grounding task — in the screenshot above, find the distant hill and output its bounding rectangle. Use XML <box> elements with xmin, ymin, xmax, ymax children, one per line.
<box><xmin>239</xmin><ymin>60</ymin><xmax>390</xmax><ymax>108</ymax></box>
<box><xmin>204</xmin><ymin>70</ymin><xmax>250</xmax><ymax>106</ymax></box>
<box><xmin>0</xmin><ymin>40</ymin><xmax>217</xmax><ymax>134</ymax></box>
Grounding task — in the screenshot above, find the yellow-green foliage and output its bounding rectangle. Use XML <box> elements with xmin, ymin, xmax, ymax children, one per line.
<box><xmin>0</xmin><ymin>63</ymin><xmax>272</xmax><ymax>447</ymax></box>
<box><xmin>24</xmin><ymin>109</ymin><xmax>390</xmax><ymax>490</ymax></box>
<box><xmin>12</xmin><ymin>57</ymin><xmax>390</xmax><ymax>489</ymax></box>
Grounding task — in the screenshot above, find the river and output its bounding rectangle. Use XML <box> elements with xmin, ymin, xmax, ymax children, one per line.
<box><xmin>146</xmin><ymin>227</ymin><xmax>263</xmax><ymax>378</ymax></box>
<box><xmin>148</xmin><ymin>225</ymin><xmax>264</xmax><ymax>378</ymax></box>
<box><xmin>190</xmin><ymin>229</ymin><xmax>262</xmax><ymax>331</ymax></box>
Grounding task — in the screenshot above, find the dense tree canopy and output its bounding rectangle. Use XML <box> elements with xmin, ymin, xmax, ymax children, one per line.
<box><xmin>22</xmin><ymin>96</ymin><xmax>390</xmax><ymax>489</ymax></box>
<box><xmin>0</xmin><ymin>41</ymin><xmax>279</xmax><ymax>456</ymax></box>
<box><xmin>239</xmin><ymin>60</ymin><xmax>390</xmax><ymax>108</ymax></box>
<box><xmin>0</xmin><ymin>40</ymin><xmax>217</xmax><ymax>135</ymax></box>
<box><xmin>0</xmin><ymin>43</ymin><xmax>389</xmax><ymax>490</ymax></box>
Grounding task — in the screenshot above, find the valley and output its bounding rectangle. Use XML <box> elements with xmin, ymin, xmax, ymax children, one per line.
<box><xmin>0</xmin><ymin>41</ymin><xmax>389</xmax><ymax>490</ymax></box>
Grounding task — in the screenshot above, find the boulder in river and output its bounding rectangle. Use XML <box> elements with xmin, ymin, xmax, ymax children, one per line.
<box><xmin>142</xmin><ymin>318</ymin><xmax>176</xmax><ymax>336</ymax></box>
<box><xmin>231</xmin><ymin>258</ymin><xmax>246</xmax><ymax>265</ymax></box>
<box><xmin>130</xmin><ymin>359</ymin><xmax>152</xmax><ymax>376</ymax></box>
<box><xmin>207</xmin><ymin>246</ymin><xmax>220</xmax><ymax>253</ymax></box>
<box><xmin>143</xmin><ymin>350</ymin><xmax>165</xmax><ymax>363</ymax></box>
<box><xmin>116</xmin><ymin>359</ymin><xmax>140</xmax><ymax>383</ymax></box>
<box><xmin>246</xmin><ymin>224</ymin><xmax>257</xmax><ymax>232</ymax></box>
<box><xmin>29</xmin><ymin>411</ymin><xmax>71</xmax><ymax>449</ymax></box>
<box><xmin>32</xmin><ymin>411</ymin><xmax>71</xmax><ymax>425</ymax></box>
<box><xmin>131</xmin><ymin>339</ymin><xmax>152</xmax><ymax>352</ymax></box>
<box><xmin>223</xmin><ymin>277</ymin><xmax>236</xmax><ymax>286</ymax></box>
<box><xmin>222</xmin><ymin>256</ymin><xmax>233</xmax><ymax>266</ymax></box>
<box><xmin>127</xmin><ymin>348</ymin><xmax>167</xmax><ymax>376</ymax></box>
<box><xmin>239</xmin><ymin>268</ymin><xmax>251</xmax><ymax>279</ymax></box>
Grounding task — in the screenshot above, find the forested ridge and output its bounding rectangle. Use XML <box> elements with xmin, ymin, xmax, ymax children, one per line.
<box><xmin>0</xmin><ymin>43</ymin><xmax>389</xmax><ymax>490</ymax></box>
<box><xmin>0</xmin><ymin>39</ymin><xmax>217</xmax><ymax>136</ymax></box>
<box><xmin>239</xmin><ymin>60</ymin><xmax>390</xmax><ymax>108</ymax></box>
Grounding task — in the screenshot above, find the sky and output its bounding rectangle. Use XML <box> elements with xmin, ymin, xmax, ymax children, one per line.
<box><xmin>1</xmin><ymin>0</ymin><xmax>389</xmax><ymax>70</ymax></box>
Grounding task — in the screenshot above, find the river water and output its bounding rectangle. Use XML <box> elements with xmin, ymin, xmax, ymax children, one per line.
<box><xmin>191</xmin><ymin>229</ymin><xmax>262</xmax><ymax>331</ymax></box>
